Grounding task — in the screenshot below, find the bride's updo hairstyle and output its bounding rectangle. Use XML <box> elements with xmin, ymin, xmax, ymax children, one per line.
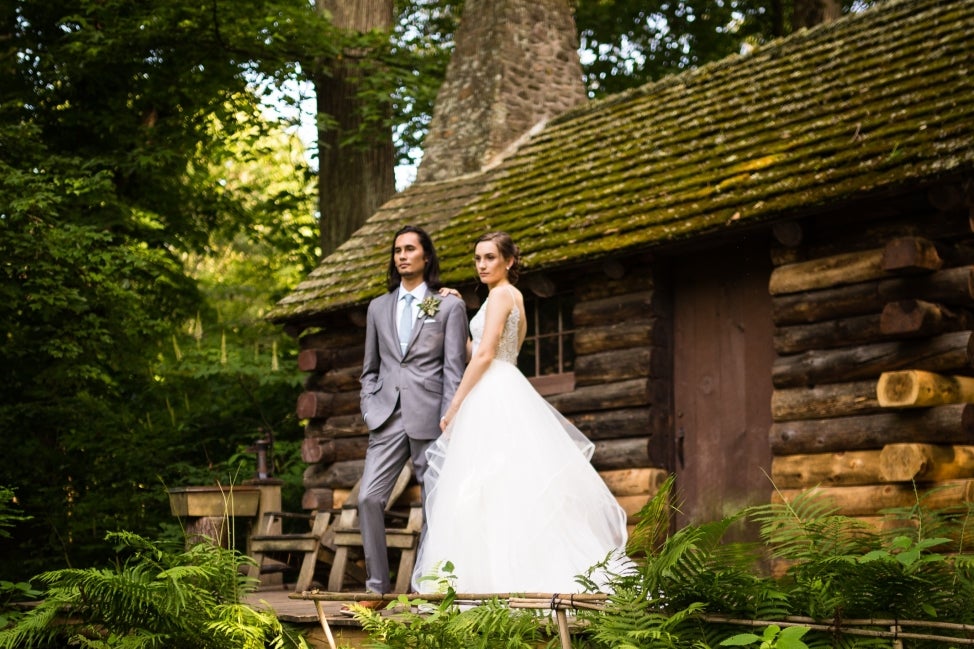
<box><xmin>476</xmin><ymin>231</ymin><xmax>521</xmax><ymax>284</ymax></box>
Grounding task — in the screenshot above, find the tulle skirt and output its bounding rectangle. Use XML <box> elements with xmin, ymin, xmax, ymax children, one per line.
<box><xmin>413</xmin><ymin>360</ymin><xmax>630</xmax><ymax>594</ymax></box>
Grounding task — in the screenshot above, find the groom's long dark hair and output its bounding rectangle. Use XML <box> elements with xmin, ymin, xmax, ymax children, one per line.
<box><xmin>386</xmin><ymin>224</ymin><xmax>443</xmax><ymax>291</ymax></box>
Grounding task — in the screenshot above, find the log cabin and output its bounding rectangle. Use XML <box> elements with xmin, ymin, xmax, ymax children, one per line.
<box><xmin>267</xmin><ymin>0</ymin><xmax>974</xmax><ymax>540</ymax></box>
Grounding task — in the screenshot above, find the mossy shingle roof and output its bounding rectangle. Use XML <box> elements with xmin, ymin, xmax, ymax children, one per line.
<box><xmin>269</xmin><ymin>0</ymin><xmax>974</xmax><ymax>324</ymax></box>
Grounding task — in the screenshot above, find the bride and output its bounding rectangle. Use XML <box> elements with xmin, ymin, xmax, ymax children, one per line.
<box><xmin>413</xmin><ymin>231</ymin><xmax>630</xmax><ymax>594</ymax></box>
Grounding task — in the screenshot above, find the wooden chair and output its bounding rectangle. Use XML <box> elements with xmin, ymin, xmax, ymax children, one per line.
<box><xmin>327</xmin><ymin>464</ymin><xmax>424</xmax><ymax>594</ymax></box>
<box><xmin>246</xmin><ymin>463</ymin><xmax>421</xmax><ymax>593</ymax></box>
<box><xmin>246</xmin><ymin>506</ymin><xmax>336</xmax><ymax>593</ymax></box>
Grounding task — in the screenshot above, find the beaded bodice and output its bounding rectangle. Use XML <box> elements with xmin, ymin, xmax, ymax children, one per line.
<box><xmin>470</xmin><ymin>297</ymin><xmax>520</xmax><ymax>365</ymax></box>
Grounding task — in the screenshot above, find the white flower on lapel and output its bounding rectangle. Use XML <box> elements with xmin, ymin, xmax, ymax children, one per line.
<box><xmin>417</xmin><ymin>296</ymin><xmax>441</xmax><ymax>318</ymax></box>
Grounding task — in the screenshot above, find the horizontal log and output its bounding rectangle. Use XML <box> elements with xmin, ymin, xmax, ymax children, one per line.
<box><xmin>523</xmin><ymin>273</ymin><xmax>557</xmax><ymax>298</ymax></box>
<box><xmin>297</xmin><ymin>345</ymin><xmax>365</xmax><ymax>372</ymax></box>
<box><xmin>771</xmin><ymin>381</ymin><xmax>881</xmax><ymax>421</ymax></box>
<box><xmin>769</xmin><ymin>404</ymin><xmax>974</xmax><ymax>455</ymax></box>
<box><xmin>296</xmin><ymin>390</ymin><xmax>361</xmax><ymax>419</ymax></box>
<box><xmin>305</xmin><ymin>413</ymin><xmax>368</xmax><ymax>438</ymax></box>
<box><xmin>772</xmin><ymin>266</ymin><xmax>974</xmax><ymax>325</ymax></box>
<box><xmin>590</xmin><ymin>437</ymin><xmax>650</xmax><ymax>471</ymax></box>
<box><xmin>769</xmin><ymin>248</ymin><xmax>886</xmax><ymax>296</ymax></box>
<box><xmin>575</xmin><ymin>265</ymin><xmax>653</xmax><ymax>301</ymax></box>
<box><xmin>301</xmin><ymin>487</ymin><xmax>335</xmax><ymax>511</ymax></box>
<box><xmin>768</xmin><ymin>235</ymin><xmax>939</xmax><ymax>297</ymax></box>
<box><xmin>879</xmin><ymin>443</ymin><xmax>974</xmax><ymax>482</ymax></box>
<box><xmin>599</xmin><ymin>467</ymin><xmax>669</xmax><ymax>497</ymax></box>
<box><xmin>570</xmin><ymin>407</ymin><xmax>652</xmax><ymax>440</ymax></box>
<box><xmin>299</xmin><ymin>329</ymin><xmax>364</xmax><ymax>352</ymax></box>
<box><xmin>881</xmin><ymin>236</ymin><xmax>943</xmax><ymax>273</ymax></box>
<box><xmin>773</xmin><ymin>313</ymin><xmax>882</xmax><ymax>354</ymax></box>
<box><xmin>301</xmin><ymin>436</ymin><xmax>329</xmax><ymax>464</ymax></box>
<box><xmin>771</xmin><ymin>479</ymin><xmax>974</xmax><ymax>516</ymax></box>
<box><xmin>300</xmin><ymin>435</ymin><xmax>369</xmax><ymax>465</ymax></box>
<box><xmin>771</xmin><ymin>212</ymin><xmax>974</xmax><ymax>267</ymax></box>
<box><xmin>617</xmin><ymin>495</ymin><xmax>651</xmax><ymax>522</ymax></box>
<box><xmin>772</xmin><ymin>331</ymin><xmax>974</xmax><ymax>389</ymax></box>
<box><xmin>574</xmin><ymin>319</ymin><xmax>654</xmax><ymax>355</ymax></box>
<box><xmin>573</xmin><ymin>292</ymin><xmax>652</xmax><ymax>328</ymax></box>
<box><xmin>304</xmin><ymin>364</ymin><xmax>363</xmax><ymax>392</ymax></box>
<box><xmin>772</xmin><ymin>221</ymin><xmax>803</xmax><ymax>248</ymax></box>
<box><xmin>546</xmin><ymin>378</ymin><xmax>651</xmax><ymax>414</ymax></box>
<box><xmin>771</xmin><ymin>450</ymin><xmax>885</xmax><ymax>489</ymax></box>
<box><xmin>574</xmin><ymin>347</ymin><xmax>655</xmax><ymax>387</ymax></box>
<box><xmin>303</xmin><ymin>459</ymin><xmax>364</xmax><ymax>490</ymax></box>
<box><xmin>879</xmin><ymin>299</ymin><xmax>974</xmax><ymax>338</ymax></box>
<box><xmin>877</xmin><ymin>369</ymin><xmax>974</xmax><ymax>408</ymax></box>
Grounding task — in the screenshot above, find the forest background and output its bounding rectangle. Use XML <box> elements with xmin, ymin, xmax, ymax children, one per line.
<box><xmin>0</xmin><ymin>0</ymin><xmax>860</xmax><ymax>582</ymax></box>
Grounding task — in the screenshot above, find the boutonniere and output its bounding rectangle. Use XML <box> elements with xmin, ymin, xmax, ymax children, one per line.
<box><xmin>417</xmin><ymin>296</ymin><xmax>441</xmax><ymax>318</ymax></box>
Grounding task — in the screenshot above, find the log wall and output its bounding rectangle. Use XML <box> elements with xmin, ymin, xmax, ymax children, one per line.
<box><xmin>293</xmin><ymin>255</ymin><xmax>669</xmax><ymax>521</ymax></box>
<box><xmin>769</xmin><ymin>181</ymin><xmax>974</xmax><ymax>517</ymax></box>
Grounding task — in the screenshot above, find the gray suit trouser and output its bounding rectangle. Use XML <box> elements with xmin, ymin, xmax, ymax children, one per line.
<box><xmin>359</xmin><ymin>407</ymin><xmax>433</xmax><ymax>594</ymax></box>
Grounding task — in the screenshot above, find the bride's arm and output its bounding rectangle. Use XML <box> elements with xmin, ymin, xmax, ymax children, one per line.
<box><xmin>440</xmin><ymin>287</ymin><xmax>512</xmax><ymax>430</ymax></box>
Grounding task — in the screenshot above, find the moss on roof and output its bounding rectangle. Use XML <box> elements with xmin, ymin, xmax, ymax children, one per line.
<box><xmin>269</xmin><ymin>0</ymin><xmax>974</xmax><ymax>324</ymax></box>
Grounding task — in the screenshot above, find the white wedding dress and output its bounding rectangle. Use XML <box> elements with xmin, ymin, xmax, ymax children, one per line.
<box><xmin>413</xmin><ymin>290</ymin><xmax>630</xmax><ymax>594</ymax></box>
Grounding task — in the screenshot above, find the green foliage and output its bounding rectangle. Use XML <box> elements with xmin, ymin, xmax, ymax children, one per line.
<box><xmin>354</xmin><ymin>593</ymin><xmax>552</xmax><ymax>649</ymax></box>
<box><xmin>721</xmin><ymin>624</ymin><xmax>810</xmax><ymax>649</ymax></box>
<box><xmin>581</xmin><ymin>478</ymin><xmax>974</xmax><ymax>648</ymax></box>
<box><xmin>355</xmin><ymin>477</ymin><xmax>974</xmax><ymax>647</ymax></box>
<box><xmin>1</xmin><ymin>0</ymin><xmax>318</xmax><ymax>579</ymax></box>
<box><xmin>0</xmin><ymin>531</ymin><xmax>307</xmax><ymax>648</ymax></box>
<box><xmin>573</xmin><ymin>0</ymin><xmax>876</xmax><ymax>97</ymax></box>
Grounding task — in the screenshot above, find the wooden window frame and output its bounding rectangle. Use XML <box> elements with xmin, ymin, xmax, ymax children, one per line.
<box><xmin>520</xmin><ymin>292</ymin><xmax>576</xmax><ymax>396</ymax></box>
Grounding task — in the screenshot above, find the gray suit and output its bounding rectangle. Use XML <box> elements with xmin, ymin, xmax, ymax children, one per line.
<box><xmin>358</xmin><ymin>287</ymin><xmax>467</xmax><ymax>593</ymax></box>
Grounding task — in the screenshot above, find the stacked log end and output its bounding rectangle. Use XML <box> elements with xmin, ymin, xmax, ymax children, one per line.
<box><xmin>770</xmin><ymin>193</ymin><xmax>974</xmax><ymax>522</ymax></box>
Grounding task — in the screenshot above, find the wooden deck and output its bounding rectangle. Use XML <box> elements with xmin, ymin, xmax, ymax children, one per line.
<box><xmin>245</xmin><ymin>586</ymin><xmax>373</xmax><ymax>648</ymax></box>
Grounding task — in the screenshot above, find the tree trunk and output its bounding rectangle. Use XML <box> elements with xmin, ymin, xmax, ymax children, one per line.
<box><xmin>315</xmin><ymin>0</ymin><xmax>396</xmax><ymax>258</ymax></box>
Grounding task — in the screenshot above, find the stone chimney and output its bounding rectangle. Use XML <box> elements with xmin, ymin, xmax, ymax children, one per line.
<box><xmin>416</xmin><ymin>0</ymin><xmax>586</xmax><ymax>183</ymax></box>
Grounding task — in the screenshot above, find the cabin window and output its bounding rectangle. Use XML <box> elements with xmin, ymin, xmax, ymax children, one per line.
<box><xmin>518</xmin><ymin>292</ymin><xmax>576</xmax><ymax>395</ymax></box>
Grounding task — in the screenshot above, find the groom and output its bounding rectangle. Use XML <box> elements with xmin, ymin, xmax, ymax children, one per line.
<box><xmin>355</xmin><ymin>225</ymin><xmax>467</xmax><ymax>603</ymax></box>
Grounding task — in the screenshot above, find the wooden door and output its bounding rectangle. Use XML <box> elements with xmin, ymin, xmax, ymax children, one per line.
<box><xmin>672</xmin><ymin>238</ymin><xmax>775</xmax><ymax>533</ymax></box>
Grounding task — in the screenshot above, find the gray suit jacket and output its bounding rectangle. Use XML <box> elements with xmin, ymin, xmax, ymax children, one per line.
<box><xmin>360</xmin><ymin>288</ymin><xmax>467</xmax><ymax>439</ymax></box>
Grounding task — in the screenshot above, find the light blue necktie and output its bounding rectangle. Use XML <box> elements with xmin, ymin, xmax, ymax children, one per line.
<box><xmin>399</xmin><ymin>293</ymin><xmax>415</xmax><ymax>354</ymax></box>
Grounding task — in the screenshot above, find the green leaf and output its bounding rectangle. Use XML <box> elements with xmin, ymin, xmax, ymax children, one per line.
<box><xmin>721</xmin><ymin>633</ymin><xmax>762</xmax><ymax>646</ymax></box>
